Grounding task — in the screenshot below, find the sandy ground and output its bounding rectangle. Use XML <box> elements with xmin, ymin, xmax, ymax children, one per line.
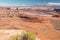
<box><xmin>0</xmin><ymin>8</ymin><xmax>60</xmax><ymax>40</ymax></box>
<box><xmin>0</xmin><ymin>16</ymin><xmax>60</xmax><ymax>40</ymax></box>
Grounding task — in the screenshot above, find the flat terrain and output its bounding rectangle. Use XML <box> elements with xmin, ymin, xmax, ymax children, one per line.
<box><xmin>0</xmin><ymin>8</ymin><xmax>60</xmax><ymax>40</ymax></box>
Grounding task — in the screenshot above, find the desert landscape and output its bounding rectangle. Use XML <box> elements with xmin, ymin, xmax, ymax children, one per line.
<box><xmin>0</xmin><ymin>7</ymin><xmax>60</xmax><ymax>40</ymax></box>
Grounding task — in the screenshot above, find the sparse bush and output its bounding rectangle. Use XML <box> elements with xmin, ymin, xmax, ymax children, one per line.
<box><xmin>10</xmin><ymin>31</ymin><xmax>35</xmax><ymax>40</ymax></box>
<box><xmin>23</xmin><ymin>32</ymin><xmax>35</xmax><ymax>40</ymax></box>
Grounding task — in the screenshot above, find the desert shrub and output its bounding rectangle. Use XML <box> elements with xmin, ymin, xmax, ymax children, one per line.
<box><xmin>10</xmin><ymin>34</ymin><xmax>21</xmax><ymax>40</ymax></box>
<box><xmin>10</xmin><ymin>31</ymin><xmax>35</xmax><ymax>40</ymax></box>
<box><xmin>22</xmin><ymin>32</ymin><xmax>35</xmax><ymax>40</ymax></box>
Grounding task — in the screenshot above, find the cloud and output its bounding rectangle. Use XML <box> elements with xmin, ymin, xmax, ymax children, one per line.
<box><xmin>47</xmin><ymin>3</ymin><xmax>60</xmax><ymax>6</ymax></box>
<box><xmin>0</xmin><ymin>3</ymin><xmax>16</xmax><ymax>7</ymax></box>
<box><xmin>0</xmin><ymin>2</ymin><xmax>28</xmax><ymax>7</ymax></box>
<box><xmin>20</xmin><ymin>4</ymin><xmax>28</xmax><ymax>6</ymax></box>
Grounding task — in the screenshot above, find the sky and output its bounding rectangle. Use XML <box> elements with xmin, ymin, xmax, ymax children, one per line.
<box><xmin>0</xmin><ymin>0</ymin><xmax>60</xmax><ymax>7</ymax></box>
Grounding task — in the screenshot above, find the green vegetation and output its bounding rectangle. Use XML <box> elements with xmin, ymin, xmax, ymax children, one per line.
<box><xmin>10</xmin><ymin>33</ymin><xmax>21</xmax><ymax>40</ymax></box>
<box><xmin>10</xmin><ymin>31</ymin><xmax>36</xmax><ymax>40</ymax></box>
<box><xmin>23</xmin><ymin>32</ymin><xmax>35</xmax><ymax>40</ymax></box>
